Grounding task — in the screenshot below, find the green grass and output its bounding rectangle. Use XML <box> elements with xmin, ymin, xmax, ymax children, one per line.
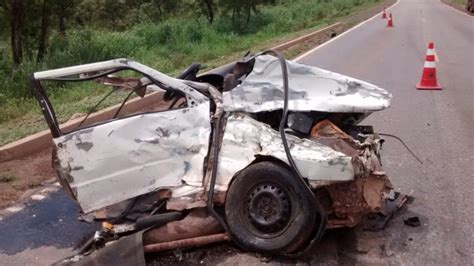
<box><xmin>0</xmin><ymin>174</ymin><xmax>17</xmax><ymax>183</ymax></box>
<box><xmin>0</xmin><ymin>0</ymin><xmax>383</xmax><ymax>146</ymax></box>
<box><xmin>453</xmin><ymin>0</ymin><xmax>467</xmax><ymax>5</ymax></box>
<box><xmin>442</xmin><ymin>0</ymin><xmax>469</xmax><ymax>8</ymax></box>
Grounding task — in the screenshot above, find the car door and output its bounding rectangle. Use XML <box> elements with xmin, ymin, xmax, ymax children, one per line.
<box><xmin>53</xmin><ymin>101</ymin><xmax>211</xmax><ymax>213</ymax></box>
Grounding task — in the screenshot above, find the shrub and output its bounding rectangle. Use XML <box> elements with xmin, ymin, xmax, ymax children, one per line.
<box><xmin>0</xmin><ymin>0</ymin><xmax>382</xmax><ymax>144</ymax></box>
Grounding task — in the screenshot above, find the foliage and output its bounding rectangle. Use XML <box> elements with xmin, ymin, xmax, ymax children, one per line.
<box><xmin>0</xmin><ymin>174</ymin><xmax>17</xmax><ymax>183</ymax></box>
<box><xmin>0</xmin><ymin>0</ymin><xmax>381</xmax><ymax>145</ymax></box>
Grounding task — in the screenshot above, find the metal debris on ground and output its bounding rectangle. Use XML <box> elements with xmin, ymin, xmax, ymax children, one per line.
<box><xmin>404</xmin><ymin>216</ymin><xmax>421</xmax><ymax>227</ymax></box>
<box><xmin>363</xmin><ymin>192</ymin><xmax>411</xmax><ymax>231</ymax></box>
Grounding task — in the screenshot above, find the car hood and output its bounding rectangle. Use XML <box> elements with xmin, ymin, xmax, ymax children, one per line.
<box><xmin>223</xmin><ymin>55</ymin><xmax>392</xmax><ymax>113</ymax></box>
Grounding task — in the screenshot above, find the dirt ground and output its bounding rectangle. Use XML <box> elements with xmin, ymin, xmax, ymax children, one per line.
<box><xmin>0</xmin><ymin>0</ymin><xmax>396</xmax><ymax>210</ymax></box>
<box><xmin>0</xmin><ymin>149</ymin><xmax>54</xmax><ymax>208</ymax></box>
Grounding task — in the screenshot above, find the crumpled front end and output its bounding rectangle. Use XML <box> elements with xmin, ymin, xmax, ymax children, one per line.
<box><xmin>214</xmin><ymin>113</ymin><xmax>396</xmax><ymax>229</ymax></box>
<box><xmin>309</xmin><ymin>120</ymin><xmax>394</xmax><ymax>228</ymax></box>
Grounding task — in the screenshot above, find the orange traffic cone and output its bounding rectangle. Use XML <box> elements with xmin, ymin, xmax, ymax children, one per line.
<box><xmin>382</xmin><ymin>8</ymin><xmax>387</xmax><ymax>19</ymax></box>
<box><xmin>416</xmin><ymin>42</ymin><xmax>442</xmax><ymax>90</ymax></box>
<box><xmin>387</xmin><ymin>13</ymin><xmax>393</xmax><ymax>27</ymax></box>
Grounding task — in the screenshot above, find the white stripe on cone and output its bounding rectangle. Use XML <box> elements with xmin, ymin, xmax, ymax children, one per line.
<box><xmin>424</xmin><ymin>61</ymin><xmax>436</xmax><ymax>68</ymax></box>
<box><xmin>427</xmin><ymin>48</ymin><xmax>439</xmax><ymax>62</ymax></box>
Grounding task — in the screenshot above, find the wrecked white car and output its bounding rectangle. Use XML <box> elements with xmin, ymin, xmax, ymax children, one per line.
<box><xmin>31</xmin><ymin>51</ymin><xmax>403</xmax><ymax>263</ymax></box>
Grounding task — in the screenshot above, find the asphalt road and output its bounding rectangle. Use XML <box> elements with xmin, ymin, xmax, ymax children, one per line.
<box><xmin>298</xmin><ymin>0</ymin><xmax>474</xmax><ymax>264</ymax></box>
<box><xmin>0</xmin><ymin>190</ymin><xmax>99</xmax><ymax>265</ymax></box>
<box><xmin>1</xmin><ymin>0</ymin><xmax>472</xmax><ymax>265</ymax></box>
<box><xmin>208</xmin><ymin>1</ymin><xmax>474</xmax><ymax>264</ymax></box>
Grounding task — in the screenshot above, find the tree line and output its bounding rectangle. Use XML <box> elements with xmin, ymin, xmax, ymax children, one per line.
<box><xmin>0</xmin><ymin>0</ymin><xmax>277</xmax><ymax>66</ymax></box>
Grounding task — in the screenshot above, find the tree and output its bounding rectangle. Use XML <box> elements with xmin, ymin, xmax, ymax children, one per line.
<box><xmin>201</xmin><ymin>0</ymin><xmax>214</xmax><ymax>24</ymax></box>
<box><xmin>0</xmin><ymin>2</ymin><xmax>7</xmax><ymax>37</ymax></box>
<box><xmin>37</xmin><ymin>0</ymin><xmax>51</xmax><ymax>61</ymax></box>
<box><xmin>219</xmin><ymin>0</ymin><xmax>260</xmax><ymax>23</ymax></box>
<box><xmin>102</xmin><ymin>0</ymin><xmax>128</xmax><ymax>29</ymax></box>
<box><xmin>56</xmin><ymin>0</ymin><xmax>68</xmax><ymax>35</ymax></box>
<box><xmin>74</xmin><ymin>0</ymin><xmax>100</xmax><ymax>26</ymax></box>
<box><xmin>3</xmin><ymin>0</ymin><xmax>25</xmax><ymax>65</ymax></box>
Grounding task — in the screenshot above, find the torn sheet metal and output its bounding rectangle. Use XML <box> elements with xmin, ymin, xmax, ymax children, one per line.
<box><xmin>34</xmin><ymin>58</ymin><xmax>209</xmax><ymax>107</ymax></box>
<box><xmin>143</xmin><ymin>233</ymin><xmax>230</xmax><ymax>253</ymax></box>
<box><xmin>223</xmin><ymin>55</ymin><xmax>392</xmax><ymax>113</ymax></box>
<box><xmin>55</xmin><ymin>232</ymin><xmax>146</xmax><ymax>266</ymax></box>
<box><xmin>215</xmin><ymin>114</ymin><xmax>355</xmax><ymax>189</ymax></box>
<box><xmin>363</xmin><ymin>192</ymin><xmax>409</xmax><ymax>231</ymax></box>
<box><xmin>53</xmin><ymin>103</ymin><xmax>211</xmax><ymax>213</ymax></box>
<box><xmin>325</xmin><ymin>176</ymin><xmax>392</xmax><ymax>228</ymax></box>
<box><xmin>143</xmin><ymin>208</ymin><xmax>223</xmax><ymax>245</ymax></box>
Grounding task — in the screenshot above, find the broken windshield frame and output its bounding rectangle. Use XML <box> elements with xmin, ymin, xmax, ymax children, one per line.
<box><xmin>30</xmin><ymin>60</ymin><xmax>208</xmax><ymax>138</ymax></box>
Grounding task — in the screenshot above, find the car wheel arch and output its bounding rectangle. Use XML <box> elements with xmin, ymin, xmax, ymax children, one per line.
<box><xmin>223</xmin><ymin>155</ymin><xmax>296</xmax><ymax>195</ymax></box>
<box><xmin>222</xmin><ymin>157</ymin><xmax>318</xmax><ymax>253</ymax></box>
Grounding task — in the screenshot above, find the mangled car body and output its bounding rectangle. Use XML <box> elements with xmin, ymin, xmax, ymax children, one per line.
<box><xmin>31</xmin><ymin>52</ymin><xmax>398</xmax><ymax>261</ymax></box>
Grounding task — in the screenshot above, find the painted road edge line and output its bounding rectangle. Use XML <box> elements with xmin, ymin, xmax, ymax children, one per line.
<box><xmin>294</xmin><ymin>0</ymin><xmax>401</xmax><ymax>62</ymax></box>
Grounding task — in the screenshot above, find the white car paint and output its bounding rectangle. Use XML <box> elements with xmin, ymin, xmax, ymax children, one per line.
<box><xmin>36</xmin><ymin>56</ymin><xmax>392</xmax><ymax>213</ymax></box>
<box><xmin>223</xmin><ymin>55</ymin><xmax>392</xmax><ymax>113</ymax></box>
<box><xmin>54</xmin><ymin>103</ymin><xmax>211</xmax><ymax>213</ymax></box>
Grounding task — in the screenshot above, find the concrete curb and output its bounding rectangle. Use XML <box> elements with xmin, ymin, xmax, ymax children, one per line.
<box><xmin>0</xmin><ymin>22</ymin><xmax>342</xmax><ymax>163</ymax></box>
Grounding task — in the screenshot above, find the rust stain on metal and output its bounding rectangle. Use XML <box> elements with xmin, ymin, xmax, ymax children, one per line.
<box><xmin>143</xmin><ymin>208</ymin><xmax>223</xmax><ymax>245</ymax></box>
<box><xmin>158</xmin><ymin>189</ymin><xmax>172</xmax><ymax>199</ymax></box>
<box><xmin>311</xmin><ymin>119</ymin><xmax>350</xmax><ymax>139</ymax></box>
<box><xmin>310</xmin><ymin>120</ymin><xmax>393</xmax><ymax>228</ymax></box>
<box><xmin>325</xmin><ymin>176</ymin><xmax>392</xmax><ymax>228</ymax></box>
<box><xmin>166</xmin><ymin>197</ymin><xmax>207</xmax><ymax>211</ymax></box>
<box><xmin>310</xmin><ymin>120</ymin><xmax>358</xmax><ymax>157</ymax></box>
<box><xmin>143</xmin><ymin>233</ymin><xmax>230</xmax><ymax>253</ymax></box>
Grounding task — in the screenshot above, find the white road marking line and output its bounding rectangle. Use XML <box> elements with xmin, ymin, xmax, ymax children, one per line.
<box><xmin>0</xmin><ymin>184</ymin><xmax>59</xmax><ymax>217</ymax></box>
<box><xmin>41</xmin><ymin>187</ymin><xmax>59</xmax><ymax>194</ymax></box>
<box><xmin>294</xmin><ymin>0</ymin><xmax>401</xmax><ymax>62</ymax></box>
<box><xmin>31</xmin><ymin>194</ymin><xmax>46</xmax><ymax>201</ymax></box>
<box><xmin>440</xmin><ymin>0</ymin><xmax>474</xmax><ymax>18</ymax></box>
<box><xmin>5</xmin><ymin>205</ymin><xmax>24</xmax><ymax>213</ymax></box>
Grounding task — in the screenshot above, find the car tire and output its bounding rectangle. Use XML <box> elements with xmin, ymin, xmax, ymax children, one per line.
<box><xmin>225</xmin><ymin>161</ymin><xmax>317</xmax><ymax>254</ymax></box>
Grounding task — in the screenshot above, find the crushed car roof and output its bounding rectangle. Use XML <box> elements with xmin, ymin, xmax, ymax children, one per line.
<box><xmin>223</xmin><ymin>55</ymin><xmax>392</xmax><ymax>113</ymax></box>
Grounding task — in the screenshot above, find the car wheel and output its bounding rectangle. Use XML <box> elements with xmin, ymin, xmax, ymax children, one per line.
<box><xmin>225</xmin><ymin>161</ymin><xmax>317</xmax><ymax>254</ymax></box>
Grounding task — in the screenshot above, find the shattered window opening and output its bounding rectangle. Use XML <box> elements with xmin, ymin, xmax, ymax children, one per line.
<box><xmin>39</xmin><ymin>68</ymin><xmax>191</xmax><ymax>136</ymax></box>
